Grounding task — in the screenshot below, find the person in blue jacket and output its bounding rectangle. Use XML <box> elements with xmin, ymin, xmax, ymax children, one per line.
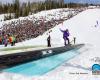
<box><xmin>60</xmin><ymin>28</ymin><xmax>70</xmax><ymax>46</ymax></box>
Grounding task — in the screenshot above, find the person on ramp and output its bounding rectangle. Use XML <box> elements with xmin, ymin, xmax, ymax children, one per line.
<box><xmin>60</xmin><ymin>28</ymin><xmax>70</xmax><ymax>46</ymax></box>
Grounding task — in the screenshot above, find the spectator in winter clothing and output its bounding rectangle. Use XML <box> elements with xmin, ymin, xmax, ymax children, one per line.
<box><xmin>8</xmin><ymin>36</ymin><xmax>13</xmax><ymax>46</ymax></box>
<box><xmin>47</xmin><ymin>30</ymin><xmax>52</xmax><ymax>47</ymax></box>
<box><xmin>0</xmin><ymin>37</ymin><xmax>2</xmax><ymax>45</ymax></box>
<box><xmin>12</xmin><ymin>35</ymin><xmax>16</xmax><ymax>46</ymax></box>
<box><xmin>60</xmin><ymin>28</ymin><xmax>70</xmax><ymax>46</ymax></box>
<box><xmin>4</xmin><ymin>35</ymin><xmax>8</xmax><ymax>47</ymax></box>
<box><xmin>47</xmin><ymin>35</ymin><xmax>51</xmax><ymax>47</ymax></box>
<box><xmin>0</xmin><ymin>16</ymin><xmax>66</xmax><ymax>44</ymax></box>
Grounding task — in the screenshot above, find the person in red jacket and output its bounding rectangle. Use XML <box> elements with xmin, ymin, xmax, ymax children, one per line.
<box><xmin>0</xmin><ymin>36</ymin><xmax>2</xmax><ymax>45</ymax></box>
<box><xmin>8</xmin><ymin>35</ymin><xmax>13</xmax><ymax>46</ymax></box>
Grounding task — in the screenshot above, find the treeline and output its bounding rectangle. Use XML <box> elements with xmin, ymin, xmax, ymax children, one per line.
<box><xmin>38</xmin><ymin>0</ymin><xmax>98</xmax><ymax>10</ymax></box>
<box><xmin>0</xmin><ymin>0</ymin><xmax>97</xmax><ymax>20</ymax></box>
<box><xmin>0</xmin><ymin>0</ymin><xmax>34</xmax><ymax>20</ymax></box>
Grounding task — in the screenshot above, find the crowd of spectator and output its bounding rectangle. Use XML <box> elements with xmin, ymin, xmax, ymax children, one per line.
<box><xmin>0</xmin><ymin>16</ymin><xmax>65</xmax><ymax>46</ymax></box>
<box><xmin>0</xmin><ymin>9</ymin><xmax>83</xmax><ymax>47</ymax></box>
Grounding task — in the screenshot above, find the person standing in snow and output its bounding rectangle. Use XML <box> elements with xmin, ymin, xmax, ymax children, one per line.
<box><xmin>0</xmin><ymin>36</ymin><xmax>2</xmax><ymax>45</ymax></box>
<box><xmin>95</xmin><ymin>20</ymin><xmax>99</xmax><ymax>27</ymax></box>
<box><xmin>96</xmin><ymin>20</ymin><xmax>98</xmax><ymax>25</ymax></box>
<box><xmin>47</xmin><ymin>30</ymin><xmax>52</xmax><ymax>47</ymax></box>
<box><xmin>47</xmin><ymin>35</ymin><xmax>51</xmax><ymax>47</ymax></box>
<box><xmin>8</xmin><ymin>35</ymin><xmax>15</xmax><ymax>46</ymax></box>
<box><xmin>4</xmin><ymin>35</ymin><xmax>8</xmax><ymax>47</ymax></box>
<box><xmin>8</xmin><ymin>35</ymin><xmax>12</xmax><ymax>46</ymax></box>
<box><xmin>12</xmin><ymin>35</ymin><xmax>16</xmax><ymax>46</ymax></box>
<box><xmin>60</xmin><ymin>28</ymin><xmax>70</xmax><ymax>46</ymax></box>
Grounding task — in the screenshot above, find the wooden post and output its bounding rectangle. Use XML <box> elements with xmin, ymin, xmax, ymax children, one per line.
<box><xmin>74</xmin><ymin>37</ymin><xmax>76</xmax><ymax>44</ymax></box>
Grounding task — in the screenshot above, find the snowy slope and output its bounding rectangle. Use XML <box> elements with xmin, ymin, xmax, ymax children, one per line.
<box><xmin>38</xmin><ymin>9</ymin><xmax>100</xmax><ymax>80</ymax></box>
<box><xmin>0</xmin><ymin>14</ymin><xmax>9</xmax><ymax>27</ymax></box>
<box><xmin>16</xmin><ymin>8</ymin><xmax>100</xmax><ymax>80</ymax></box>
<box><xmin>16</xmin><ymin>9</ymin><xmax>100</xmax><ymax>47</ymax></box>
<box><xmin>0</xmin><ymin>14</ymin><xmax>5</xmax><ymax>21</ymax></box>
<box><xmin>1</xmin><ymin>8</ymin><xmax>100</xmax><ymax>80</ymax></box>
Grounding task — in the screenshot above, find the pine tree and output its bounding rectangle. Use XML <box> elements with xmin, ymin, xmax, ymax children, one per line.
<box><xmin>14</xmin><ymin>0</ymin><xmax>20</xmax><ymax>18</ymax></box>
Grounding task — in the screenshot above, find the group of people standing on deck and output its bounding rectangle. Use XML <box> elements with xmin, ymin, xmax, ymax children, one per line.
<box><xmin>0</xmin><ymin>34</ymin><xmax>16</xmax><ymax>47</ymax></box>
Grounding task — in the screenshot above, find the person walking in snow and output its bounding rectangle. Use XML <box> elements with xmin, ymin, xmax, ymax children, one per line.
<box><xmin>60</xmin><ymin>28</ymin><xmax>70</xmax><ymax>46</ymax></box>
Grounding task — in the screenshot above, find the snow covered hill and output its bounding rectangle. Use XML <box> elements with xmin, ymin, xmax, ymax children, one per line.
<box><xmin>0</xmin><ymin>8</ymin><xmax>79</xmax><ymax>47</ymax></box>
<box><xmin>1</xmin><ymin>8</ymin><xmax>100</xmax><ymax>80</ymax></box>
<box><xmin>16</xmin><ymin>8</ymin><xmax>100</xmax><ymax>47</ymax></box>
<box><xmin>38</xmin><ymin>8</ymin><xmax>100</xmax><ymax>80</ymax></box>
<box><xmin>0</xmin><ymin>8</ymin><xmax>75</xmax><ymax>28</ymax></box>
<box><xmin>16</xmin><ymin>8</ymin><xmax>100</xmax><ymax>80</ymax></box>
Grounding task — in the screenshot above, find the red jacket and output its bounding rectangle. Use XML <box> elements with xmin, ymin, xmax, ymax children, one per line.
<box><xmin>9</xmin><ymin>37</ymin><xmax>13</xmax><ymax>43</ymax></box>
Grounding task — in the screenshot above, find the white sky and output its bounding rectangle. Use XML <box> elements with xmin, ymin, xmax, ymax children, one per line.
<box><xmin>0</xmin><ymin>0</ymin><xmax>45</xmax><ymax>4</ymax></box>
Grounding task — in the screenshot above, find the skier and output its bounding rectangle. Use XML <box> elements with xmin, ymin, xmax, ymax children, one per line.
<box><xmin>95</xmin><ymin>20</ymin><xmax>99</xmax><ymax>27</ymax></box>
<box><xmin>60</xmin><ymin>28</ymin><xmax>70</xmax><ymax>46</ymax></box>
<box><xmin>96</xmin><ymin>20</ymin><xmax>98</xmax><ymax>25</ymax></box>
